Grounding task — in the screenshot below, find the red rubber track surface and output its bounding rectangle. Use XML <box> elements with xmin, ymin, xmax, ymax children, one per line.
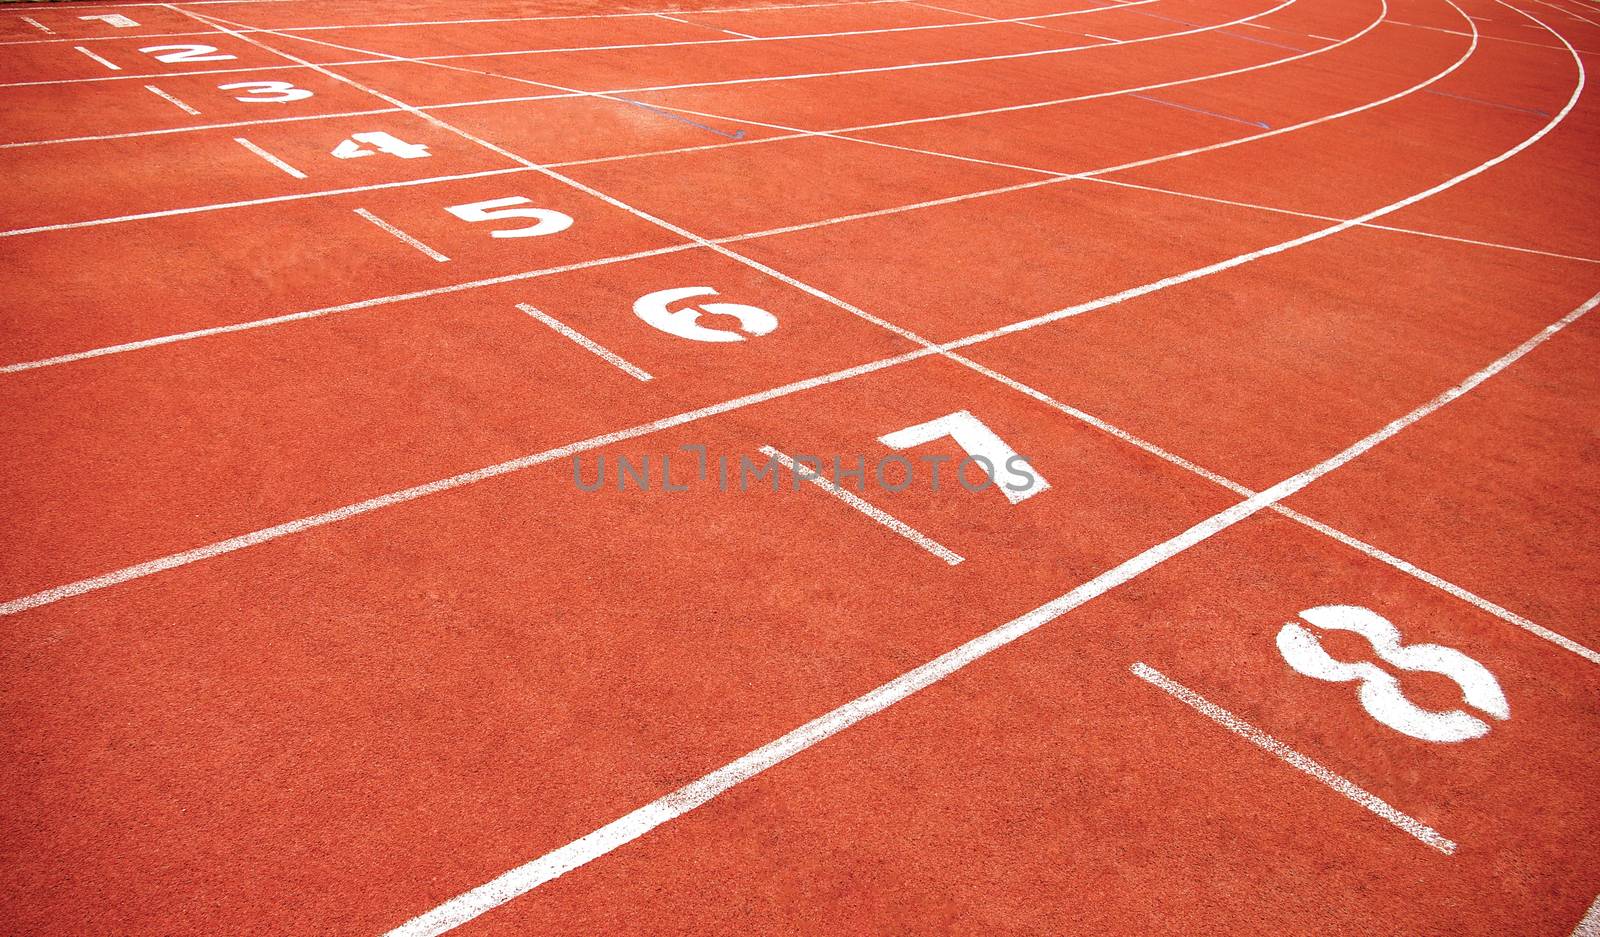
<box><xmin>1</xmin><ymin>0</ymin><xmax>1597</xmax><ymax>933</ymax></box>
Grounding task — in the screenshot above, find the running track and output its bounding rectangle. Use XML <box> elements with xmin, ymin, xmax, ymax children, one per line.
<box><xmin>1</xmin><ymin>0</ymin><xmax>1598</xmax><ymax>933</ymax></box>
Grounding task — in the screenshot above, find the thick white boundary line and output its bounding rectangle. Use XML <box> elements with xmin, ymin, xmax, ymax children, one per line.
<box><xmin>759</xmin><ymin>445</ymin><xmax>964</xmax><ymax>564</ymax></box>
<box><xmin>1130</xmin><ymin>663</ymin><xmax>1457</xmax><ymax>853</ymax></box>
<box><xmin>382</xmin><ymin>287</ymin><xmax>1598</xmax><ymax>934</ymax></box>
<box><xmin>232</xmin><ymin>135</ymin><xmax>304</xmax><ymax>178</ymax></box>
<box><xmin>353</xmin><ymin>208</ymin><xmax>450</xmax><ymax>262</ymax></box>
<box><xmin>516</xmin><ymin>303</ymin><xmax>653</xmax><ymax>382</ymax></box>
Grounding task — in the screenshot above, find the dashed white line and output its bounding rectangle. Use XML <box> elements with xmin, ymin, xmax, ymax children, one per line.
<box><xmin>515</xmin><ymin>303</ymin><xmax>652</xmax><ymax>381</ymax></box>
<box><xmin>233</xmin><ymin>136</ymin><xmax>305</xmax><ymax>178</ymax></box>
<box><xmin>19</xmin><ymin>16</ymin><xmax>54</xmax><ymax>34</ymax></box>
<box><xmin>759</xmin><ymin>445</ymin><xmax>964</xmax><ymax>565</ymax></box>
<box><xmin>144</xmin><ymin>83</ymin><xmax>200</xmax><ymax>115</ymax></box>
<box><xmin>353</xmin><ymin>208</ymin><xmax>449</xmax><ymax>262</ymax></box>
<box><xmin>1129</xmin><ymin>662</ymin><xmax>1457</xmax><ymax>854</ymax></box>
<box><xmin>73</xmin><ymin>45</ymin><xmax>121</xmax><ymax>70</ymax></box>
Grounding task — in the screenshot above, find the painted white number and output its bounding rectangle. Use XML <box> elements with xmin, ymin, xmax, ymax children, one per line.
<box><xmin>141</xmin><ymin>44</ymin><xmax>236</xmax><ymax>63</ymax></box>
<box><xmin>82</xmin><ymin>14</ymin><xmax>140</xmax><ymax>27</ymax></box>
<box><xmin>219</xmin><ymin>80</ymin><xmax>314</xmax><ymax>104</ymax></box>
<box><xmin>445</xmin><ymin>196</ymin><xmax>572</xmax><ymax>238</ymax></box>
<box><xmin>331</xmin><ymin>131</ymin><xmax>430</xmax><ymax>160</ymax></box>
<box><xmin>878</xmin><ymin>410</ymin><xmax>1048</xmax><ymax>504</ymax></box>
<box><xmin>632</xmin><ymin>287</ymin><xmax>776</xmax><ymax>343</ymax></box>
<box><xmin>1277</xmin><ymin>605</ymin><xmax>1509</xmax><ymax>743</ymax></box>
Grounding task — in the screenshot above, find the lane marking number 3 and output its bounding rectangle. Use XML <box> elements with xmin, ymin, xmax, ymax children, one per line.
<box><xmin>1276</xmin><ymin>605</ymin><xmax>1509</xmax><ymax>743</ymax></box>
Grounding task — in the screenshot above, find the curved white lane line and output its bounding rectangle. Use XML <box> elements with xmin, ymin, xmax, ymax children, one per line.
<box><xmin>0</xmin><ymin>0</ymin><xmax>1383</xmax><ymax>367</ymax></box>
<box><xmin>379</xmin><ymin>9</ymin><xmax>1585</xmax><ymax>932</ymax></box>
<box><xmin>0</xmin><ymin>0</ymin><xmax>1190</xmax><ymax>89</ymax></box>
<box><xmin>0</xmin><ymin>0</ymin><xmax>1447</xmax><ymax>372</ymax></box>
<box><xmin>0</xmin><ymin>0</ymin><xmax>1251</xmax><ymax>145</ymax></box>
<box><xmin>0</xmin><ymin>0</ymin><xmax>994</xmax><ymax>47</ymax></box>
<box><xmin>0</xmin><ymin>6</ymin><xmax>1568</xmax><ymax>639</ymax></box>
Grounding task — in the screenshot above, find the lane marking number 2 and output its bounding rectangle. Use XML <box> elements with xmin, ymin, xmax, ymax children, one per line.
<box><xmin>141</xmin><ymin>44</ymin><xmax>236</xmax><ymax>63</ymax></box>
<box><xmin>1277</xmin><ymin>605</ymin><xmax>1509</xmax><ymax>743</ymax></box>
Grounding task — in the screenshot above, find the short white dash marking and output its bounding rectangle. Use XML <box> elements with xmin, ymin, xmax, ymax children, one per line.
<box><xmin>353</xmin><ymin>208</ymin><xmax>450</xmax><ymax>262</ymax></box>
<box><xmin>1572</xmin><ymin>891</ymin><xmax>1600</xmax><ymax>936</ymax></box>
<box><xmin>1130</xmin><ymin>662</ymin><xmax>1457</xmax><ymax>855</ymax></box>
<box><xmin>74</xmin><ymin>46</ymin><xmax>120</xmax><ymax>70</ymax></box>
<box><xmin>760</xmin><ymin>445</ymin><xmax>964</xmax><ymax>565</ymax></box>
<box><xmin>515</xmin><ymin>303</ymin><xmax>652</xmax><ymax>381</ymax></box>
<box><xmin>19</xmin><ymin>16</ymin><xmax>53</xmax><ymax>34</ymax></box>
<box><xmin>144</xmin><ymin>84</ymin><xmax>200</xmax><ymax>115</ymax></box>
<box><xmin>234</xmin><ymin>136</ymin><xmax>305</xmax><ymax>178</ymax></box>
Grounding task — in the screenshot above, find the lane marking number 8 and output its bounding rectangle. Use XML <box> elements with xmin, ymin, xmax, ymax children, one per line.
<box><xmin>1276</xmin><ymin>605</ymin><xmax>1509</xmax><ymax>743</ymax></box>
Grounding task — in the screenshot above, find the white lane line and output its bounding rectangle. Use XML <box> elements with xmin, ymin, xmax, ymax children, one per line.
<box><xmin>1573</xmin><ymin>891</ymin><xmax>1600</xmax><ymax>937</ymax></box>
<box><xmin>74</xmin><ymin>45</ymin><xmax>121</xmax><ymax>70</ymax></box>
<box><xmin>19</xmin><ymin>16</ymin><xmax>54</xmax><ymax>34</ymax></box>
<box><xmin>911</xmin><ymin>1</ymin><xmax>1048</xmax><ymax>28</ymax></box>
<box><xmin>1</xmin><ymin>0</ymin><xmax>907</xmax><ymax>46</ymax></box>
<box><xmin>0</xmin><ymin>0</ymin><xmax>1294</xmax><ymax>153</ymax></box>
<box><xmin>233</xmin><ymin>136</ymin><xmax>305</xmax><ymax>178</ymax></box>
<box><xmin>0</xmin><ymin>2</ymin><xmax>1490</xmax><ymax>377</ymax></box>
<box><xmin>950</xmin><ymin>354</ymin><xmax>1600</xmax><ymax>666</ymax></box>
<box><xmin>1129</xmin><ymin>663</ymin><xmax>1457</xmax><ymax>854</ymax></box>
<box><xmin>759</xmin><ymin>445</ymin><xmax>964</xmax><ymax>564</ymax></box>
<box><xmin>1080</xmin><ymin>176</ymin><xmax>1600</xmax><ymax>265</ymax></box>
<box><xmin>1275</xmin><ymin>505</ymin><xmax>1600</xmax><ymax>665</ymax></box>
<box><xmin>1</xmin><ymin>244</ymin><xmax>694</xmax><ymax>374</ymax></box>
<box><xmin>515</xmin><ymin>303</ymin><xmax>652</xmax><ymax>381</ymax></box>
<box><xmin>0</xmin><ymin>0</ymin><xmax>1159</xmax><ymax>89</ymax></box>
<box><xmin>143</xmin><ymin>83</ymin><xmax>200</xmax><ymax>114</ymax></box>
<box><xmin>0</xmin><ymin>0</ymin><xmax>1569</xmax><ymax>615</ymax></box>
<box><xmin>0</xmin><ymin>166</ymin><xmax>532</xmax><ymax>238</ymax></box>
<box><xmin>352</xmin><ymin>208</ymin><xmax>450</xmax><ymax>262</ymax></box>
<box><xmin>381</xmin><ymin>286</ymin><xmax>1593</xmax><ymax>933</ymax></box>
<box><xmin>0</xmin><ymin>1</ymin><xmax>1352</xmax><ymax>235</ymax></box>
<box><xmin>0</xmin><ymin>347</ymin><xmax>936</xmax><ymax>618</ymax></box>
<box><xmin>0</xmin><ymin>0</ymin><xmax>1488</xmax><ymax>375</ymax></box>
